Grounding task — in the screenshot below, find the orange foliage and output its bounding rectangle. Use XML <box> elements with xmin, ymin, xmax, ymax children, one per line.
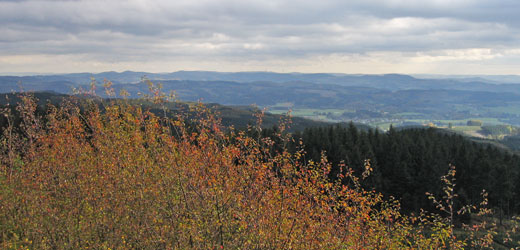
<box><xmin>0</xmin><ymin>92</ymin><xmax>481</xmax><ymax>249</ymax></box>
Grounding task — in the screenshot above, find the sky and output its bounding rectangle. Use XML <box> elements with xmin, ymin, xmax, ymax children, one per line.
<box><xmin>1</xmin><ymin>0</ymin><xmax>520</xmax><ymax>75</ymax></box>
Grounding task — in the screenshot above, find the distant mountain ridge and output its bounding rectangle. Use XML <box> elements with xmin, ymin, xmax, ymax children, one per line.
<box><xmin>2</xmin><ymin>70</ymin><xmax>520</xmax><ymax>93</ymax></box>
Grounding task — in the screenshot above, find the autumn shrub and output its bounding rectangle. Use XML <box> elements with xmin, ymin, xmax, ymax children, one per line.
<box><xmin>0</xmin><ymin>89</ymin><xmax>512</xmax><ymax>249</ymax></box>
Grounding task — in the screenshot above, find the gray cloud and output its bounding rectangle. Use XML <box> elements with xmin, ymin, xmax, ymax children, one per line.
<box><xmin>1</xmin><ymin>0</ymin><xmax>520</xmax><ymax>74</ymax></box>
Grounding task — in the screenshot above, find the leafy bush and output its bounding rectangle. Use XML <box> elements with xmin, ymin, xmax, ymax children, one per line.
<box><xmin>0</xmin><ymin>88</ymin><xmax>517</xmax><ymax>249</ymax></box>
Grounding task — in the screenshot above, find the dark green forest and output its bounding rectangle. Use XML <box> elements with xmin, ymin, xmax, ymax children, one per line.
<box><xmin>259</xmin><ymin>124</ymin><xmax>520</xmax><ymax>221</ymax></box>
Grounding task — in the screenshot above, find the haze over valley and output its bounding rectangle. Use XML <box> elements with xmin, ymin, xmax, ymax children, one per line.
<box><xmin>3</xmin><ymin>71</ymin><xmax>520</xmax><ymax>133</ymax></box>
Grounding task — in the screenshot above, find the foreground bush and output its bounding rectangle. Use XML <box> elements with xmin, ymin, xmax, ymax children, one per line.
<box><xmin>0</xmin><ymin>93</ymin><xmax>506</xmax><ymax>249</ymax></box>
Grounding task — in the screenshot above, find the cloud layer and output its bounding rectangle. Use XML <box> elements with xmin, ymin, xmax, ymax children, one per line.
<box><xmin>1</xmin><ymin>0</ymin><xmax>520</xmax><ymax>74</ymax></box>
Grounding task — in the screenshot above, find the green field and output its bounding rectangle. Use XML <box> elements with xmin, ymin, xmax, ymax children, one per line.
<box><xmin>265</xmin><ymin>102</ymin><xmax>520</xmax><ymax>138</ymax></box>
<box><xmin>268</xmin><ymin>107</ymin><xmax>352</xmax><ymax>121</ymax></box>
<box><xmin>451</xmin><ymin>125</ymin><xmax>482</xmax><ymax>132</ymax></box>
<box><xmin>405</xmin><ymin>118</ymin><xmax>506</xmax><ymax>126</ymax></box>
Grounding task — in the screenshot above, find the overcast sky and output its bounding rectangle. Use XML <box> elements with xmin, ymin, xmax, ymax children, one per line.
<box><xmin>1</xmin><ymin>0</ymin><xmax>520</xmax><ymax>75</ymax></box>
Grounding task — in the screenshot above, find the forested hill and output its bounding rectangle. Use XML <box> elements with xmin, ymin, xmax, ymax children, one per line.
<box><xmin>260</xmin><ymin>124</ymin><xmax>520</xmax><ymax>218</ymax></box>
<box><xmin>0</xmin><ymin>92</ymin><xmax>331</xmax><ymax>132</ymax></box>
<box><xmin>2</xmin><ymin>92</ymin><xmax>519</xmax><ymax>219</ymax></box>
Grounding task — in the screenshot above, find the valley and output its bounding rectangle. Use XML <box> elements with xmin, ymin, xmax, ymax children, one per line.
<box><xmin>3</xmin><ymin>70</ymin><xmax>520</xmax><ymax>139</ymax></box>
